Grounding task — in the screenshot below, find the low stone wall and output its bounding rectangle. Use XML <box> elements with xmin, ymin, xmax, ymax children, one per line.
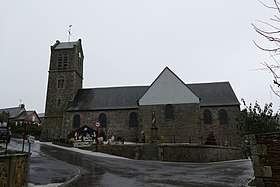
<box><xmin>247</xmin><ymin>132</ymin><xmax>280</xmax><ymax>186</ymax></box>
<box><xmin>97</xmin><ymin>143</ymin><xmax>243</xmax><ymax>162</ymax></box>
<box><xmin>159</xmin><ymin>143</ymin><xmax>242</xmax><ymax>162</ymax></box>
<box><xmin>0</xmin><ymin>153</ymin><xmax>29</xmax><ymax>187</ymax></box>
<box><xmin>97</xmin><ymin>144</ymin><xmax>143</xmax><ymax>159</ymax></box>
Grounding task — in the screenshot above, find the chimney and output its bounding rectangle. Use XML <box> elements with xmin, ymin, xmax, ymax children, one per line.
<box><xmin>19</xmin><ymin>104</ymin><xmax>25</xmax><ymax>109</ymax></box>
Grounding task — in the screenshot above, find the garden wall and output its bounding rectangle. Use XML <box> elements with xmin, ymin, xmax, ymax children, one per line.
<box><xmin>97</xmin><ymin>143</ymin><xmax>243</xmax><ymax>162</ymax></box>
<box><xmin>159</xmin><ymin>143</ymin><xmax>243</xmax><ymax>162</ymax></box>
<box><xmin>247</xmin><ymin>132</ymin><xmax>280</xmax><ymax>187</ymax></box>
<box><xmin>0</xmin><ymin>153</ymin><xmax>29</xmax><ymax>187</ymax></box>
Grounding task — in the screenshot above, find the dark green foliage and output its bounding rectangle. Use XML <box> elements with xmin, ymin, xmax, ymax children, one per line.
<box><xmin>9</xmin><ymin>122</ymin><xmax>42</xmax><ymax>139</ymax></box>
<box><xmin>238</xmin><ymin>99</ymin><xmax>280</xmax><ymax>134</ymax></box>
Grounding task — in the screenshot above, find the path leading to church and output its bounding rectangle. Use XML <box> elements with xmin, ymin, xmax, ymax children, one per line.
<box><xmin>8</xmin><ymin>140</ymin><xmax>253</xmax><ymax>187</ymax></box>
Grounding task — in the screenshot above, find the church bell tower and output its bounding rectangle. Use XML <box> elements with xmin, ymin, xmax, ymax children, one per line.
<box><xmin>42</xmin><ymin>39</ymin><xmax>84</xmax><ymax>140</ymax></box>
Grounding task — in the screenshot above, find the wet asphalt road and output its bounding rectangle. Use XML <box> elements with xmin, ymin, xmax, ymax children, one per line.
<box><xmin>8</xmin><ymin>140</ymin><xmax>253</xmax><ymax>187</ymax></box>
<box><xmin>8</xmin><ymin>139</ymin><xmax>79</xmax><ymax>185</ymax></box>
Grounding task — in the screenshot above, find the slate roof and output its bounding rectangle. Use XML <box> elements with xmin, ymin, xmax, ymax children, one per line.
<box><xmin>68</xmin><ymin>86</ymin><xmax>148</xmax><ymax>111</ymax></box>
<box><xmin>54</xmin><ymin>41</ymin><xmax>78</xmax><ymax>50</ymax></box>
<box><xmin>67</xmin><ymin>82</ymin><xmax>239</xmax><ymax>111</ymax></box>
<box><xmin>0</xmin><ymin>107</ymin><xmax>25</xmax><ymax>118</ymax></box>
<box><xmin>187</xmin><ymin>82</ymin><xmax>240</xmax><ymax>107</ymax></box>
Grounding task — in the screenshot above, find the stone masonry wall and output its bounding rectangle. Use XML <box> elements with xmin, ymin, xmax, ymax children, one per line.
<box><xmin>200</xmin><ymin>105</ymin><xmax>241</xmax><ymax>147</ymax></box>
<box><xmin>248</xmin><ymin>133</ymin><xmax>280</xmax><ymax>187</ymax></box>
<box><xmin>43</xmin><ymin>41</ymin><xmax>83</xmax><ymax>141</ymax></box>
<box><xmin>61</xmin><ymin>104</ymin><xmax>241</xmax><ymax>146</ymax></box>
<box><xmin>139</xmin><ymin>103</ymin><xmax>201</xmax><ymax>143</ymax></box>
<box><xmin>159</xmin><ymin>143</ymin><xmax>243</xmax><ymax>162</ymax></box>
<box><xmin>96</xmin><ymin>143</ymin><xmax>243</xmax><ymax>162</ymax></box>
<box><xmin>63</xmin><ymin>109</ymin><xmax>140</xmax><ymax>142</ymax></box>
<box><xmin>0</xmin><ymin>153</ymin><xmax>29</xmax><ymax>187</ymax></box>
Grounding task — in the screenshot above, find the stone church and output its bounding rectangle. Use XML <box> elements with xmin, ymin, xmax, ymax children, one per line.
<box><xmin>42</xmin><ymin>39</ymin><xmax>241</xmax><ymax>146</ymax></box>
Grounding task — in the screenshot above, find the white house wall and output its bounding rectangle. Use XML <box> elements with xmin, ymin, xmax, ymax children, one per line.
<box><xmin>139</xmin><ymin>68</ymin><xmax>200</xmax><ymax>106</ymax></box>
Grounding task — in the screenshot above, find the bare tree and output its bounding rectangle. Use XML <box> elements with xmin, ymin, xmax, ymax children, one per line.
<box><xmin>253</xmin><ymin>0</ymin><xmax>280</xmax><ymax>96</ymax></box>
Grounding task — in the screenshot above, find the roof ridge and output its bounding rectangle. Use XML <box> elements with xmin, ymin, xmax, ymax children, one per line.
<box><xmin>81</xmin><ymin>82</ymin><xmax>231</xmax><ymax>90</ymax></box>
<box><xmin>0</xmin><ymin>106</ymin><xmax>21</xmax><ymax>110</ymax></box>
<box><xmin>187</xmin><ymin>81</ymin><xmax>230</xmax><ymax>85</ymax></box>
<box><xmin>81</xmin><ymin>85</ymin><xmax>149</xmax><ymax>90</ymax></box>
<box><xmin>59</xmin><ymin>41</ymin><xmax>79</xmax><ymax>44</ymax></box>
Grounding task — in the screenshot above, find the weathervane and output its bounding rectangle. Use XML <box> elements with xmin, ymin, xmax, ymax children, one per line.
<box><xmin>68</xmin><ymin>25</ymin><xmax>72</xmax><ymax>42</ymax></box>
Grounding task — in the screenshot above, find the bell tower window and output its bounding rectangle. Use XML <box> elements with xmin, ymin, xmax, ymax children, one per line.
<box><xmin>57</xmin><ymin>54</ymin><xmax>69</xmax><ymax>70</ymax></box>
<box><xmin>57</xmin><ymin>54</ymin><xmax>63</xmax><ymax>70</ymax></box>
<box><xmin>63</xmin><ymin>54</ymin><xmax>68</xmax><ymax>69</ymax></box>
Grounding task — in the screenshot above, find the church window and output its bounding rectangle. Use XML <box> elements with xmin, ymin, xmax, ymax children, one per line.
<box><xmin>165</xmin><ymin>104</ymin><xmax>174</xmax><ymax>121</ymax></box>
<box><xmin>73</xmin><ymin>114</ymin><xmax>80</xmax><ymax>129</ymax></box>
<box><xmin>57</xmin><ymin>79</ymin><xmax>64</xmax><ymax>89</ymax></box>
<box><xmin>57</xmin><ymin>98</ymin><xmax>61</xmax><ymax>106</ymax></box>
<box><xmin>129</xmin><ymin>112</ymin><xmax>138</xmax><ymax>127</ymax></box>
<box><xmin>99</xmin><ymin>113</ymin><xmax>107</xmax><ymax>128</ymax></box>
<box><xmin>203</xmin><ymin>109</ymin><xmax>212</xmax><ymax>124</ymax></box>
<box><xmin>57</xmin><ymin>54</ymin><xmax>63</xmax><ymax>70</ymax></box>
<box><xmin>63</xmin><ymin>54</ymin><xmax>68</xmax><ymax>69</ymax></box>
<box><xmin>57</xmin><ymin>54</ymin><xmax>69</xmax><ymax>70</ymax></box>
<box><xmin>219</xmin><ymin>109</ymin><xmax>228</xmax><ymax>124</ymax></box>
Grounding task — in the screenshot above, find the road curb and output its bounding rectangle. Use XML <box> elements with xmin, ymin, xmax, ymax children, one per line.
<box><xmin>58</xmin><ymin>167</ymin><xmax>81</xmax><ymax>187</ymax></box>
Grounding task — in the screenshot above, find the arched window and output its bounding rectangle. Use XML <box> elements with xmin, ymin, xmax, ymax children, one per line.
<box><xmin>57</xmin><ymin>98</ymin><xmax>61</xmax><ymax>106</ymax></box>
<box><xmin>57</xmin><ymin>77</ymin><xmax>64</xmax><ymax>89</ymax></box>
<box><xmin>219</xmin><ymin>109</ymin><xmax>228</xmax><ymax>124</ymax></box>
<box><xmin>73</xmin><ymin>114</ymin><xmax>80</xmax><ymax>129</ymax></box>
<box><xmin>165</xmin><ymin>104</ymin><xmax>174</xmax><ymax>121</ymax></box>
<box><xmin>129</xmin><ymin>112</ymin><xmax>138</xmax><ymax>127</ymax></box>
<box><xmin>99</xmin><ymin>113</ymin><xmax>107</xmax><ymax>128</ymax></box>
<box><xmin>203</xmin><ymin>109</ymin><xmax>212</xmax><ymax>124</ymax></box>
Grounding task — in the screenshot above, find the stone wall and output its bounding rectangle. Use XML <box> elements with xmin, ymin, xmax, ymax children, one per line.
<box><xmin>41</xmin><ymin>116</ymin><xmax>63</xmax><ymax>140</ymax></box>
<box><xmin>159</xmin><ymin>143</ymin><xmax>243</xmax><ymax>162</ymax></box>
<box><xmin>61</xmin><ymin>104</ymin><xmax>241</xmax><ymax>147</ymax></box>
<box><xmin>63</xmin><ymin>109</ymin><xmax>140</xmax><ymax>142</ymax></box>
<box><xmin>200</xmin><ymin>105</ymin><xmax>241</xmax><ymax>147</ymax></box>
<box><xmin>97</xmin><ymin>144</ymin><xmax>143</xmax><ymax>159</ymax></box>
<box><xmin>96</xmin><ymin>143</ymin><xmax>243</xmax><ymax>162</ymax></box>
<box><xmin>247</xmin><ymin>132</ymin><xmax>280</xmax><ymax>186</ymax></box>
<box><xmin>42</xmin><ymin>40</ymin><xmax>83</xmax><ymax>140</ymax></box>
<box><xmin>140</xmin><ymin>103</ymin><xmax>201</xmax><ymax>143</ymax></box>
<box><xmin>0</xmin><ymin>153</ymin><xmax>29</xmax><ymax>187</ymax></box>
<box><xmin>139</xmin><ymin>104</ymin><xmax>241</xmax><ymax>146</ymax></box>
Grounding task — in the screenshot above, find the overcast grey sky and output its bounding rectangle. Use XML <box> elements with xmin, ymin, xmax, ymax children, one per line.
<box><xmin>1</xmin><ymin>0</ymin><xmax>279</xmax><ymax>112</ymax></box>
